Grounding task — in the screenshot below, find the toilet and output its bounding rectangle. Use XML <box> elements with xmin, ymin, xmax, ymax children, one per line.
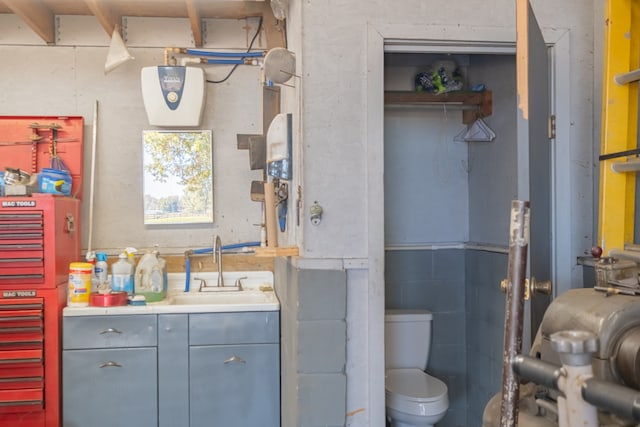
<box><xmin>385</xmin><ymin>309</ymin><xmax>449</xmax><ymax>427</ymax></box>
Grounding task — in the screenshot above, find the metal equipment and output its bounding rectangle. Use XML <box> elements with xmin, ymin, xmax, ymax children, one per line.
<box><xmin>483</xmin><ymin>284</ymin><xmax>640</xmax><ymax>427</ymax></box>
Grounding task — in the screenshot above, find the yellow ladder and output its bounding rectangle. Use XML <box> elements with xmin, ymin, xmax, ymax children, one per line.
<box><xmin>597</xmin><ymin>0</ymin><xmax>640</xmax><ymax>255</ymax></box>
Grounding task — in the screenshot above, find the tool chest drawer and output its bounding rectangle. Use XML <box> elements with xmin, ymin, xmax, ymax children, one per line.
<box><xmin>63</xmin><ymin>315</ymin><xmax>157</xmax><ymax>349</ymax></box>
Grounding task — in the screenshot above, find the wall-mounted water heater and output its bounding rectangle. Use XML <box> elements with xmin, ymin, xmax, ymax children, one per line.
<box><xmin>141</xmin><ymin>66</ymin><xmax>206</xmax><ymax>126</ymax></box>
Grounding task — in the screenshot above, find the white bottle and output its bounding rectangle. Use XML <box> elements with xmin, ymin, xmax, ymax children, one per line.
<box><xmin>95</xmin><ymin>252</ymin><xmax>108</xmax><ymax>285</ymax></box>
<box><xmin>111</xmin><ymin>253</ymin><xmax>134</xmax><ymax>294</ymax></box>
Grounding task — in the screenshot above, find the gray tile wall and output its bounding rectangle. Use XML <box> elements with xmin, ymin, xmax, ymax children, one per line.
<box><xmin>385</xmin><ymin>248</ymin><xmax>507</xmax><ymax>427</ymax></box>
<box><xmin>385</xmin><ymin>249</ymin><xmax>467</xmax><ymax>427</ymax></box>
<box><xmin>275</xmin><ymin>258</ymin><xmax>347</xmax><ymax>427</ymax></box>
<box><xmin>465</xmin><ymin>250</ymin><xmax>508</xmax><ymax>425</ymax></box>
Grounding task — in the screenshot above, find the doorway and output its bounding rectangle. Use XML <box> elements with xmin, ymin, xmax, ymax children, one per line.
<box><xmin>364</xmin><ymin>25</ymin><xmax>570</xmax><ymax>427</ymax></box>
<box><xmin>384</xmin><ymin>51</ymin><xmax>519</xmax><ymax>426</ymax></box>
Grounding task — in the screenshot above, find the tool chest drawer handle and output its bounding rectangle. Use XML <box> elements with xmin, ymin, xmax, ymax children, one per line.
<box><xmin>98</xmin><ymin>361</ymin><xmax>123</xmax><ymax>368</ymax></box>
<box><xmin>99</xmin><ymin>328</ymin><xmax>122</xmax><ymax>335</ymax></box>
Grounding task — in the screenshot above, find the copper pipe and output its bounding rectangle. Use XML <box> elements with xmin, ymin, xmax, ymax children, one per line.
<box><xmin>499</xmin><ymin>200</ymin><xmax>530</xmax><ymax>427</ymax></box>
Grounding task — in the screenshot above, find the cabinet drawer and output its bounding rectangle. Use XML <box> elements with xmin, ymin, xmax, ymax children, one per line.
<box><xmin>63</xmin><ymin>347</ymin><xmax>158</xmax><ymax>427</ymax></box>
<box><xmin>63</xmin><ymin>315</ymin><xmax>157</xmax><ymax>349</ymax></box>
<box><xmin>189</xmin><ymin>312</ymin><xmax>279</xmax><ymax>345</ymax></box>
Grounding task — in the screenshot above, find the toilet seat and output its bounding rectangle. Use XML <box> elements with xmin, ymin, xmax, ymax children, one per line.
<box><xmin>386</xmin><ymin>368</ymin><xmax>448</xmax><ymax>416</ymax></box>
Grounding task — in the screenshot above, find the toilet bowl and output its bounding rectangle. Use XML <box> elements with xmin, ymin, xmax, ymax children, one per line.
<box><xmin>385</xmin><ymin>310</ymin><xmax>449</xmax><ymax>427</ymax></box>
<box><xmin>385</xmin><ymin>368</ymin><xmax>448</xmax><ymax>427</ymax></box>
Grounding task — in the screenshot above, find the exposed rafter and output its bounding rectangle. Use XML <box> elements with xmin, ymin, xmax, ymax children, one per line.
<box><xmin>3</xmin><ymin>0</ymin><xmax>55</xmax><ymax>44</ymax></box>
<box><xmin>0</xmin><ymin>0</ymin><xmax>286</xmax><ymax>48</ymax></box>
<box><xmin>185</xmin><ymin>0</ymin><xmax>203</xmax><ymax>47</ymax></box>
<box><xmin>83</xmin><ymin>0</ymin><xmax>121</xmax><ymax>36</ymax></box>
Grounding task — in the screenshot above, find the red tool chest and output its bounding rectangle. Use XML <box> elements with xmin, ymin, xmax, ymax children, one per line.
<box><xmin>0</xmin><ymin>195</ymin><xmax>81</xmax><ymax>427</ymax></box>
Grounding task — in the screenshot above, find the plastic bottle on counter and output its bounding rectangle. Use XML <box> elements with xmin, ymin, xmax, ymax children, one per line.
<box><xmin>85</xmin><ymin>251</ymin><xmax>97</xmax><ymax>292</ymax></box>
<box><xmin>111</xmin><ymin>253</ymin><xmax>134</xmax><ymax>294</ymax></box>
<box><xmin>125</xmin><ymin>247</ymin><xmax>137</xmax><ymax>269</ymax></box>
<box><xmin>134</xmin><ymin>249</ymin><xmax>167</xmax><ymax>302</ymax></box>
<box><xmin>95</xmin><ymin>252</ymin><xmax>108</xmax><ymax>285</ymax></box>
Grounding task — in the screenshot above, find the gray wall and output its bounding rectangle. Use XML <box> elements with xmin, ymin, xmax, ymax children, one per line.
<box><xmin>465</xmin><ymin>250</ymin><xmax>509</xmax><ymax>423</ymax></box>
<box><xmin>467</xmin><ymin>55</ymin><xmax>517</xmax><ymax>246</ymax></box>
<box><xmin>385</xmin><ymin>249</ymin><xmax>467</xmax><ymax>427</ymax></box>
<box><xmin>275</xmin><ymin>258</ymin><xmax>347</xmax><ymax>427</ymax></box>
<box><xmin>385</xmin><ymin>249</ymin><xmax>508</xmax><ymax>426</ymax></box>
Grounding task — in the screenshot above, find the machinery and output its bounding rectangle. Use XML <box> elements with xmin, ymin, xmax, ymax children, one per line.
<box><xmin>483</xmin><ymin>0</ymin><xmax>640</xmax><ymax>425</ymax></box>
<box><xmin>483</xmin><ymin>283</ymin><xmax>640</xmax><ymax>426</ymax></box>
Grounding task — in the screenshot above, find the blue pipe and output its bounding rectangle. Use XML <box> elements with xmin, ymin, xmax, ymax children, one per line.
<box><xmin>184</xmin><ymin>241</ymin><xmax>261</xmax><ymax>291</ymax></box>
<box><xmin>186</xmin><ymin>49</ymin><xmax>263</xmax><ymax>58</ymax></box>
<box><xmin>205</xmin><ymin>58</ymin><xmax>244</xmax><ymax>65</ymax></box>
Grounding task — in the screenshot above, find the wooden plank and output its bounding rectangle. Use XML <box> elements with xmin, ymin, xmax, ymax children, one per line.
<box><xmin>109</xmin><ymin>253</ymin><xmax>276</xmax><ymax>274</ymax></box>
<box><xmin>263</xmin><ymin>85</ymin><xmax>281</xmax><ymax>135</ymax></box>
<box><xmin>185</xmin><ymin>0</ymin><xmax>203</xmax><ymax>47</ymax></box>
<box><xmin>4</xmin><ymin>0</ymin><xmax>55</xmax><ymax>44</ymax></box>
<box><xmin>236</xmin><ymin>133</ymin><xmax>262</xmax><ymax>150</ymax></box>
<box><xmin>261</xmin><ymin>0</ymin><xmax>286</xmax><ymax>49</ymax></box>
<box><xmin>384</xmin><ymin>90</ymin><xmax>487</xmax><ymax>105</ymax></box>
<box><xmin>254</xmin><ymin>246</ymin><xmax>298</xmax><ymax>257</ymax></box>
<box><xmin>83</xmin><ymin>0</ymin><xmax>119</xmax><ymax>36</ymax></box>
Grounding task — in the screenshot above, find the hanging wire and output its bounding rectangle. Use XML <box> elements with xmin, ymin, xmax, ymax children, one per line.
<box><xmin>207</xmin><ymin>16</ymin><xmax>264</xmax><ymax>84</ymax></box>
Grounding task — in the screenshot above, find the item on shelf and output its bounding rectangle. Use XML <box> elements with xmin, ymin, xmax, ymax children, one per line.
<box><xmin>414</xmin><ymin>60</ymin><xmax>464</xmax><ymax>94</ymax></box>
<box><xmin>38</xmin><ymin>167</ymin><xmax>72</xmax><ymax>195</ymax></box>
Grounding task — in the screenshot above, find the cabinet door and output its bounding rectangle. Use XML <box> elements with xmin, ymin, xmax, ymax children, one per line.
<box><xmin>62</xmin><ymin>347</ymin><xmax>158</xmax><ymax>427</ymax></box>
<box><xmin>189</xmin><ymin>344</ymin><xmax>279</xmax><ymax>427</ymax></box>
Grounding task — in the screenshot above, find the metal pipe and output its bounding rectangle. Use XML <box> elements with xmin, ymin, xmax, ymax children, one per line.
<box><xmin>582</xmin><ymin>378</ymin><xmax>640</xmax><ymax>422</ymax></box>
<box><xmin>499</xmin><ymin>200</ymin><xmax>530</xmax><ymax>427</ymax></box>
<box><xmin>512</xmin><ymin>355</ymin><xmax>561</xmax><ymax>389</ymax></box>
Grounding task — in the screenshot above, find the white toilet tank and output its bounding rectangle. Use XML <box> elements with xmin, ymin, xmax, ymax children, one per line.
<box><xmin>385</xmin><ymin>309</ymin><xmax>432</xmax><ymax>370</ymax></box>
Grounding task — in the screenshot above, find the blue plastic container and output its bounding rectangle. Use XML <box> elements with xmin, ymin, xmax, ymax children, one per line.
<box><xmin>38</xmin><ymin>168</ymin><xmax>71</xmax><ymax>196</ymax></box>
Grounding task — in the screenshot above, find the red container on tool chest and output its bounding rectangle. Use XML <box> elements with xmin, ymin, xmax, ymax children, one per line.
<box><xmin>0</xmin><ymin>116</ymin><xmax>84</xmax><ymax>427</ymax></box>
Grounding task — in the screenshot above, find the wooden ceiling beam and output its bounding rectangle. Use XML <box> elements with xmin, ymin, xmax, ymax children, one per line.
<box><xmin>185</xmin><ymin>0</ymin><xmax>203</xmax><ymax>48</ymax></box>
<box><xmin>262</xmin><ymin>0</ymin><xmax>286</xmax><ymax>49</ymax></box>
<box><xmin>3</xmin><ymin>0</ymin><xmax>55</xmax><ymax>44</ymax></box>
<box><xmin>83</xmin><ymin>0</ymin><xmax>121</xmax><ymax>36</ymax></box>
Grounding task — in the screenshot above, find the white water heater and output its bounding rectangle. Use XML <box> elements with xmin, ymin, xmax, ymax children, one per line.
<box><xmin>141</xmin><ymin>66</ymin><xmax>206</xmax><ymax>126</ymax></box>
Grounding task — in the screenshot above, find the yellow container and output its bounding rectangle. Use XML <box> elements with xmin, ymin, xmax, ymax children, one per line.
<box><xmin>68</xmin><ymin>262</ymin><xmax>93</xmax><ymax>307</ymax></box>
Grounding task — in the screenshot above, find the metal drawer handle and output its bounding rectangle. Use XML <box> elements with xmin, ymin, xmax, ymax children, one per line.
<box><xmin>224</xmin><ymin>355</ymin><xmax>246</xmax><ymax>364</ymax></box>
<box><xmin>98</xmin><ymin>361</ymin><xmax>123</xmax><ymax>368</ymax></box>
<box><xmin>99</xmin><ymin>328</ymin><xmax>122</xmax><ymax>335</ymax></box>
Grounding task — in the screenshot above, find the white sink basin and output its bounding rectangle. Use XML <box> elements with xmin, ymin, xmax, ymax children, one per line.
<box><xmin>170</xmin><ymin>290</ymin><xmax>278</xmax><ymax>306</ymax></box>
<box><xmin>162</xmin><ymin>270</ymin><xmax>279</xmax><ymax>312</ymax></box>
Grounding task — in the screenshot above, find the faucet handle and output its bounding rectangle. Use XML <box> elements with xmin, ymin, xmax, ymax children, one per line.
<box><xmin>193</xmin><ymin>277</ymin><xmax>207</xmax><ymax>292</ymax></box>
<box><xmin>234</xmin><ymin>277</ymin><xmax>247</xmax><ymax>290</ymax></box>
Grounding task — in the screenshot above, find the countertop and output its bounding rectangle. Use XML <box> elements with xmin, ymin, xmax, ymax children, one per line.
<box><xmin>63</xmin><ymin>271</ymin><xmax>279</xmax><ymax>316</ymax></box>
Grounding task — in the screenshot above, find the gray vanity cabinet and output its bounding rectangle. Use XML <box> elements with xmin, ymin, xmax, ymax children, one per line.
<box><xmin>188</xmin><ymin>312</ymin><xmax>280</xmax><ymax>427</ymax></box>
<box><xmin>63</xmin><ymin>311</ymin><xmax>279</xmax><ymax>427</ymax></box>
<box><xmin>62</xmin><ymin>315</ymin><xmax>158</xmax><ymax>427</ymax></box>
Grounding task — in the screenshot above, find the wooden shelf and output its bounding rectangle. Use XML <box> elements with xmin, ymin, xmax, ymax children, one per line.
<box><xmin>384</xmin><ymin>90</ymin><xmax>492</xmax><ymax>124</ymax></box>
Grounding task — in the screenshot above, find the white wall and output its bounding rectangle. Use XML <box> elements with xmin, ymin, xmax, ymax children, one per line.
<box><xmin>0</xmin><ymin>1</ymin><xmax>598</xmax><ymax>425</ymax></box>
<box><xmin>0</xmin><ymin>15</ymin><xmax>269</xmax><ymax>255</ymax></box>
<box><xmin>297</xmin><ymin>1</ymin><xmax>595</xmax><ymax>426</ymax></box>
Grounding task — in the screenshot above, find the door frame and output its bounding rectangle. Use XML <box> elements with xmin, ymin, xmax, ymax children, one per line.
<box><xmin>365</xmin><ymin>23</ymin><xmax>570</xmax><ymax>426</ymax></box>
